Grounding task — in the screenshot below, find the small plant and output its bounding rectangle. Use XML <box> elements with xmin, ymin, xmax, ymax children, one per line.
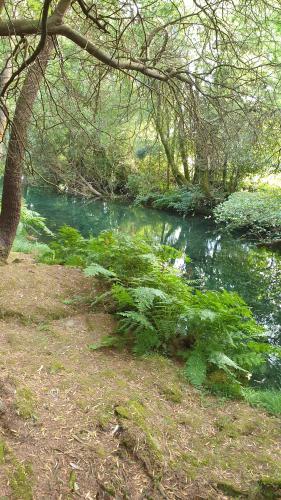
<box><xmin>10</xmin><ymin>462</ymin><xmax>33</xmax><ymax>500</ymax></box>
<box><xmin>15</xmin><ymin>387</ymin><xmax>37</xmax><ymax>420</ymax></box>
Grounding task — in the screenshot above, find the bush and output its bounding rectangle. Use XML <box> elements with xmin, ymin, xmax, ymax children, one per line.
<box><xmin>40</xmin><ymin>226</ymin><xmax>281</xmax><ymax>401</ymax></box>
<box><xmin>214</xmin><ymin>188</ymin><xmax>281</xmax><ymax>238</ymax></box>
<box><xmin>135</xmin><ymin>187</ymin><xmax>209</xmax><ymax>215</ymax></box>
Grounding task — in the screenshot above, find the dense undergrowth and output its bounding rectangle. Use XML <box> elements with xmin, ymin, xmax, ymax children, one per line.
<box><xmin>214</xmin><ymin>187</ymin><xmax>281</xmax><ymax>241</ymax></box>
<box><xmin>134</xmin><ymin>187</ymin><xmax>222</xmax><ymax>215</ymax></box>
<box><xmin>36</xmin><ymin>224</ymin><xmax>281</xmax><ymax>414</ymax></box>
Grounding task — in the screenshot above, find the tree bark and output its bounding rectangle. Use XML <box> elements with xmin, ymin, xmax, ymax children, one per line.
<box><xmin>0</xmin><ymin>37</ymin><xmax>53</xmax><ymax>261</ymax></box>
<box><xmin>154</xmin><ymin>112</ymin><xmax>187</xmax><ymax>187</ymax></box>
<box><xmin>0</xmin><ymin>59</ymin><xmax>12</xmax><ymax>160</ymax></box>
<box><xmin>177</xmin><ymin>119</ymin><xmax>190</xmax><ymax>182</ymax></box>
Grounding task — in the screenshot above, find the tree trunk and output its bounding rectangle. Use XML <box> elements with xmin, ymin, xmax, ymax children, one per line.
<box><xmin>222</xmin><ymin>156</ymin><xmax>228</xmax><ymax>191</ymax></box>
<box><xmin>177</xmin><ymin>119</ymin><xmax>190</xmax><ymax>183</ymax></box>
<box><xmin>0</xmin><ymin>60</ymin><xmax>12</xmax><ymax>160</ymax></box>
<box><xmin>156</xmin><ymin>124</ymin><xmax>187</xmax><ymax>187</ymax></box>
<box><xmin>0</xmin><ymin>37</ymin><xmax>53</xmax><ymax>262</ymax></box>
<box><xmin>193</xmin><ymin>136</ymin><xmax>211</xmax><ymax>196</ymax></box>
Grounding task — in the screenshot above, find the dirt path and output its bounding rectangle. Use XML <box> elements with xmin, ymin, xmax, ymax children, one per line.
<box><xmin>0</xmin><ymin>254</ymin><xmax>280</xmax><ymax>499</ymax></box>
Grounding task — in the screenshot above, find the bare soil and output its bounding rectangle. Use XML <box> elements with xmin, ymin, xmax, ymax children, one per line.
<box><xmin>0</xmin><ymin>254</ymin><xmax>280</xmax><ymax>499</ymax></box>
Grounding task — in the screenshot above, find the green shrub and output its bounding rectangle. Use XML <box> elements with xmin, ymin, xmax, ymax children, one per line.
<box><xmin>40</xmin><ymin>226</ymin><xmax>281</xmax><ymax>402</ymax></box>
<box><xmin>214</xmin><ymin>188</ymin><xmax>281</xmax><ymax>238</ymax></box>
<box><xmin>135</xmin><ymin>187</ymin><xmax>207</xmax><ymax>215</ymax></box>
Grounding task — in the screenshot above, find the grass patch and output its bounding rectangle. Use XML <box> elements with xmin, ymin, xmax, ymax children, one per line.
<box><xmin>10</xmin><ymin>462</ymin><xmax>33</xmax><ymax>500</ymax></box>
<box><xmin>15</xmin><ymin>387</ymin><xmax>37</xmax><ymax>420</ymax></box>
<box><xmin>48</xmin><ymin>360</ymin><xmax>65</xmax><ymax>374</ymax></box>
<box><xmin>159</xmin><ymin>383</ymin><xmax>183</xmax><ymax>403</ymax></box>
<box><xmin>243</xmin><ymin>388</ymin><xmax>281</xmax><ymax>415</ymax></box>
<box><xmin>0</xmin><ymin>439</ymin><xmax>7</xmax><ymax>464</ymax></box>
<box><xmin>12</xmin><ymin>234</ymin><xmax>50</xmax><ymax>257</ymax></box>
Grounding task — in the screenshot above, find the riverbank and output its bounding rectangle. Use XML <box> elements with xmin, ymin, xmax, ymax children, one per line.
<box><xmin>0</xmin><ymin>253</ymin><xmax>280</xmax><ymax>498</ymax></box>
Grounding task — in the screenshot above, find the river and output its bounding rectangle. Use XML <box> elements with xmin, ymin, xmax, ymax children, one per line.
<box><xmin>24</xmin><ymin>185</ymin><xmax>281</xmax><ymax>389</ymax></box>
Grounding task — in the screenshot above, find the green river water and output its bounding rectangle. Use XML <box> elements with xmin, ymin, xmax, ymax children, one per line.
<box><xmin>24</xmin><ymin>186</ymin><xmax>281</xmax><ymax>389</ymax></box>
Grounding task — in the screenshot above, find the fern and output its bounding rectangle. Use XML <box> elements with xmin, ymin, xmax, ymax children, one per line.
<box><xmin>88</xmin><ymin>336</ymin><xmax>118</xmax><ymax>350</ymax></box>
<box><xmin>43</xmin><ymin>226</ymin><xmax>278</xmax><ymax>403</ymax></box>
<box><xmin>131</xmin><ymin>287</ymin><xmax>169</xmax><ymax>311</ymax></box>
<box><xmin>111</xmin><ymin>284</ymin><xmax>134</xmax><ymax>308</ymax></box>
<box><xmin>184</xmin><ymin>352</ymin><xmax>207</xmax><ymax>386</ymax></box>
<box><xmin>20</xmin><ymin>202</ymin><xmax>53</xmax><ymax>237</ymax></box>
<box><xmin>118</xmin><ymin>311</ymin><xmax>155</xmax><ymax>332</ymax></box>
<box><xmin>84</xmin><ymin>263</ymin><xmax>117</xmax><ymax>279</ymax></box>
<box><xmin>209</xmin><ymin>352</ymin><xmax>246</xmax><ymax>372</ymax></box>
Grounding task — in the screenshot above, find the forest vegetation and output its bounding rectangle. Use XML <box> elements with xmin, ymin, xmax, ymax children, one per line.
<box><xmin>0</xmin><ymin>0</ymin><xmax>281</xmax><ymax>497</ymax></box>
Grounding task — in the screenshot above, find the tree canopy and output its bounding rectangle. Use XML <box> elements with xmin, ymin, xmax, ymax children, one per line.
<box><xmin>0</xmin><ymin>0</ymin><xmax>281</xmax><ymax>258</ymax></box>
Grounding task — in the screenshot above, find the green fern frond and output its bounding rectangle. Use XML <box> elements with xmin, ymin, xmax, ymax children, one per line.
<box><xmin>184</xmin><ymin>352</ymin><xmax>207</xmax><ymax>386</ymax></box>
<box><xmin>131</xmin><ymin>287</ymin><xmax>169</xmax><ymax>310</ymax></box>
<box><xmin>118</xmin><ymin>311</ymin><xmax>154</xmax><ymax>331</ymax></box>
<box><xmin>84</xmin><ymin>263</ymin><xmax>117</xmax><ymax>279</ymax></box>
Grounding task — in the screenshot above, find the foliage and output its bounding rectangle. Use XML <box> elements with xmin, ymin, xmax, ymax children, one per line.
<box><xmin>40</xmin><ymin>226</ymin><xmax>280</xmax><ymax>399</ymax></box>
<box><xmin>12</xmin><ymin>235</ymin><xmax>50</xmax><ymax>257</ymax></box>
<box><xmin>135</xmin><ymin>187</ymin><xmax>212</xmax><ymax>215</ymax></box>
<box><xmin>19</xmin><ymin>203</ymin><xmax>53</xmax><ymax>237</ymax></box>
<box><xmin>12</xmin><ymin>202</ymin><xmax>52</xmax><ymax>256</ymax></box>
<box><xmin>3</xmin><ymin>0</ymin><xmax>281</xmax><ymax>231</ymax></box>
<box><xmin>243</xmin><ymin>388</ymin><xmax>281</xmax><ymax>416</ymax></box>
<box><xmin>214</xmin><ymin>188</ymin><xmax>281</xmax><ymax>239</ymax></box>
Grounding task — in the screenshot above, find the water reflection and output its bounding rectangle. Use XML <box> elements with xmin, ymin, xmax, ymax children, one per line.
<box><xmin>24</xmin><ymin>186</ymin><xmax>281</xmax><ymax>388</ymax></box>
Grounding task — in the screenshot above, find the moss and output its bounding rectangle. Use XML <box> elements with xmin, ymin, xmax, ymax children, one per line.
<box><xmin>96</xmin><ymin>404</ymin><xmax>114</xmax><ymax>430</ymax></box>
<box><xmin>159</xmin><ymin>383</ymin><xmax>183</xmax><ymax>403</ymax></box>
<box><xmin>15</xmin><ymin>387</ymin><xmax>36</xmax><ymax>420</ymax></box>
<box><xmin>116</xmin><ymin>399</ymin><xmax>163</xmax><ymax>466</ymax></box>
<box><xmin>10</xmin><ymin>462</ymin><xmax>33</xmax><ymax>500</ymax></box>
<box><xmin>216</xmin><ymin>481</ymin><xmax>248</xmax><ymax>498</ymax></box>
<box><xmin>115</xmin><ymin>405</ymin><xmax>130</xmax><ymax>419</ymax></box>
<box><xmin>215</xmin><ymin>415</ymin><xmax>259</xmax><ymax>438</ymax></box>
<box><xmin>115</xmin><ymin>399</ymin><xmax>146</xmax><ymax>423</ymax></box>
<box><xmin>95</xmin><ymin>445</ymin><xmax>108</xmax><ymax>459</ymax></box>
<box><xmin>257</xmin><ymin>477</ymin><xmax>281</xmax><ymax>499</ymax></box>
<box><xmin>101</xmin><ymin>484</ymin><xmax>116</xmax><ymax>496</ymax></box>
